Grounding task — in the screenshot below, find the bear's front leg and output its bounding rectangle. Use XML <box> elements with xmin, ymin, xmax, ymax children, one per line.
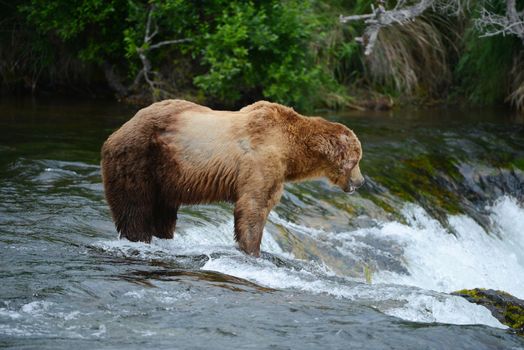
<box><xmin>233</xmin><ymin>186</ymin><xmax>283</xmax><ymax>257</ymax></box>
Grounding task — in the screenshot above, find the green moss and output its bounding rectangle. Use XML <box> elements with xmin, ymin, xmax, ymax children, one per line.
<box><xmin>370</xmin><ymin>154</ymin><xmax>464</xmax><ymax>216</ymax></box>
<box><xmin>504</xmin><ymin>305</ymin><xmax>524</xmax><ymax>330</ymax></box>
<box><xmin>366</xmin><ymin>196</ymin><xmax>398</xmax><ymax>215</ymax></box>
<box><xmin>512</xmin><ymin>158</ymin><xmax>524</xmax><ymax>171</ymax></box>
<box><xmin>453</xmin><ymin>288</ymin><xmax>524</xmax><ymax>334</ymax></box>
<box><xmin>454</xmin><ymin>288</ymin><xmax>485</xmax><ymax>300</ymax></box>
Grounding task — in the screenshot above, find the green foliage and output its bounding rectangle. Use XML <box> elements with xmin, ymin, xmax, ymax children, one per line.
<box><xmin>453</xmin><ymin>1</ymin><xmax>522</xmax><ymax>107</ymax></box>
<box><xmin>19</xmin><ymin>0</ymin><xmax>127</xmax><ymax>63</ymax></box>
<box><xmin>455</xmin><ymin>29</ymin><xmax>520</xmax><ymax>106</ymax></box>
<box><xmin>10</xmin><ymin>0</ymin><xmax>348</xmax><ymax>110</ymax></box>
<box><xmin>2</xmin><ymin>0</ymin><xmax>524</xmax><ymax>112</ymax></box>
<box><xmin>193</xmin><ymin>1</ymin><xmax>329</xmax><ymax>109</ymax></box>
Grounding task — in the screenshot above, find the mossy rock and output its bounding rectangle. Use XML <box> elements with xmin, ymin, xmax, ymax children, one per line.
<box><xmin>512</xmin><ymin>158</ymin><xmax>524</xmax><ymax>171</ymax></box>
<box><xmin>452</xmin><ymin>288</ymin><xmax>524</xmax><ymax>335</ymax></box>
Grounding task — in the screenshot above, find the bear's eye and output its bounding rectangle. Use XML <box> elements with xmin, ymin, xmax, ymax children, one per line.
<box><xmin>343</xmin><ymin>161</ymin><xmax>356</xmax><ymax>172</ymax></box>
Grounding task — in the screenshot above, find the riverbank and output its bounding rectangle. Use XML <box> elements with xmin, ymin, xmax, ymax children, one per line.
<box><xmin>2</xmin><ymin>1</ymin><xmax>524</xmax><ymax>113</ymax></box>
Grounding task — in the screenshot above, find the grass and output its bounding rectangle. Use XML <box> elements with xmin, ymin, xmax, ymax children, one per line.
<box><xmin>368</xmin><ymin>15</ymin><xmax>452</xmax><ymax>97</ymax></box>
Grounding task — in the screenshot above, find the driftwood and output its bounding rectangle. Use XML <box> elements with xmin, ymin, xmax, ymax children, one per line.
<box><xmin>341</xmin><ymin>0</ymin><xmax>524</xmax><ymax>55</ymax></box>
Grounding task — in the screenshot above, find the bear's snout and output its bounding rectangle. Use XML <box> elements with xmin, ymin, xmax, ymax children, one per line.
<box><xmin>344</xmin><ymin>163</ymin><xmax>364</xmax><ymax>193</ymax></box>
<box><xmin>344</xmin><ymin>177</ymin><xmax>365</xmax><ymax>193</ymax></box>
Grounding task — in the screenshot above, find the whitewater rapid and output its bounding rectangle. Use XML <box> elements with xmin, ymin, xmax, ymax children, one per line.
<box><xmin>97</xmin><ymin>195</ymin><xmax>524</xmax><ymax>330</ymax></box>
<box><xmin>373</xmin><ymin>196</ymin><xmax>524</xmax><ymax>298</ymax></box>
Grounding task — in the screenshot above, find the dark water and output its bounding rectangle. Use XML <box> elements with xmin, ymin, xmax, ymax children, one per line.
<box><xmin>1</xmin><ymin>98</ymin><xmax>523</xmax><ymax>349</ymax></box>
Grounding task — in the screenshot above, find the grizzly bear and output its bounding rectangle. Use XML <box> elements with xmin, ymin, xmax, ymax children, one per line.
<box><xmin>101</xmin><ymin>100</ymin><xmax>364</xmax><ymax>256</ymax></box>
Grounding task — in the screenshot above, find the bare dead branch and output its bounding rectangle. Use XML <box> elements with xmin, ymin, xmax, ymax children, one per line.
<box><xmin>476</xmin><ymin>0</ymin><xmax>524</xmax><ymax>42</ymax></box>
<box><xmin>129</xmin><ymin>5</ymin><xmax>193</xmax><ymax>100</ymax></box>
<box><xmin>148</xmin><ymin>38</ymin><xmax>193</xmax><ymax>50</ymax></box>
<box><xmin>339</xmin><ymin>13</ymin><xmax>375</xmax><ymax>23</ymax></box>
<box><xmin>340</xmin><ymin>0</ymin><xmax>524</xmax><ymax>113</ymax></box>
<box><xmin>340</xmin><ymin>0</ymin><xmax>481</xmax><ymax>55</ymax></box>
<box><xmin>340</xmin><ymin>0</ymin><xmax>436</xmax><ymax>55</ymax></box>
<box><xmin>144</xmin><ymin>6</ymin><xmax>154</xmax><ymax>43</ymax></box>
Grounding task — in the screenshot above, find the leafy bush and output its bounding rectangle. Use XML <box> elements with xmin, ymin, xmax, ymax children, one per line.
<box><xmin>19</xmin><ymin>0</ymin><xmax>128</xmax><ymax>63</ymax></box>
<box><xmin>192</xmin><ymin>1</ymin><xmax>333</xmax><ymax>109</ymax></box>
<box><xmin>3</xmin><ymin>0</ymin><xmax>524</xmax><ymax>112</ymax></box>
<box><xmin>11</xmin><ymin>0</ymin><xmax>343</xmax><ymax>110</ymax></box>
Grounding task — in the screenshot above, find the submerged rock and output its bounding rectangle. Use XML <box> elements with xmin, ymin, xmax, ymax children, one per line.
<box><xmin>452</xmin><ymin>288</ymin><xmax>524</xmax><ymax>335</ymax></box>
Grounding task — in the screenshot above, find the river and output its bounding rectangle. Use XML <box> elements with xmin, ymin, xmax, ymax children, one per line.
<box><xmin>1</xmin><ymin>98</ymin><xmax>523</xmax><ymax>349</ymax></box>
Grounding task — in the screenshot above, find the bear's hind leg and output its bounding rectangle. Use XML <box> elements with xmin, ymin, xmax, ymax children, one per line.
<box><xmin>111</xmin><ymin>194</ymin><xmax>177</xmax><ymax>242</ymax></box>
<box><xmin>152</xmin><ymin>200</ymin><xmax>179</xmax><ymax>239</ymax></box>
<box><xmin>102</xmin><ymin>161</ymin><xmax>157</xmax><ymax>243</ymax></box>
<box><xmin>111</xmin><ymin>200</ymin><xmax>155</xmax><ymax>243</ymax></box>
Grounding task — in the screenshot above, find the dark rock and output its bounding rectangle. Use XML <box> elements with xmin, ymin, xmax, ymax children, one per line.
<box><xmin>452</xmin><ymin>288</ymin><xmax>524</xmax><ymax>335</ymax></box>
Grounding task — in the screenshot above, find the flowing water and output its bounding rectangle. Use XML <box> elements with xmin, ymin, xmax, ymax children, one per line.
<box><xmin>1</xmin><ymin>98</ymin><xmax>524</xmax><ymax>349</ymax></box>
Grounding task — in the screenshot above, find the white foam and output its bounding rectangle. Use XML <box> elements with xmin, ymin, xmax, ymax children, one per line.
<box><xmin>372</xmin><ymin>197</ymin><xmax>524</xmax><ymax>298</ymax></box>
<box><xmin>95</xmin><ymin>197</ymin><xmax>524</xmax><ymax>329</ymax></box>
<box><xmin>123</xmin><ymin>289</ymin><xmax>191</xmax><ymax>305</ymax></box>
<box><xmin>97</xmin><ymin>217</ymin><xmax>283</xmax><ymax>257</ymax></box>
<box><xmin>490</xmin><ymin>196</ymin><xmax>524</xmax><ymax>266</ymax></box>
<box><xmin>386</xmin><ymin>293</ymin><xmax>504</xmax><ymax>327</ymax></box>
<box><xmin>21</xmin><ymin>301</ymin><xmax>53</xmax><ymax>315</ymax></box>
<box><xmin>202</xmin><ymin>254</ymin><xmax>504</xmax><ymax>328</ymax></box>
<box><xmin>271</xmin><ymin>202</ymin><xmax>523</xmax><ymax>298</ymax></box>
<box><xmin>62</xmin><ymin>311</ymin><xmax>81</xmax><ymax>321</ymax></box>
<box><xmin>0</xmin><ymin>308</ymin><xmax>22</xmax><ymax>320</ymax></box>
<box><xmin>92</xmin><ymin>324</ymin><xmax>106</xmax><ymax>337</ymax></box>
<box><xmin>173</xmin><ymin>217</ymin><xmax>284</xmax><ymax>254</ymax></box>
<box><xmin>123</xmin><ymin>290</ymin><xmax>147</xmax><ymax>299</ymax></box>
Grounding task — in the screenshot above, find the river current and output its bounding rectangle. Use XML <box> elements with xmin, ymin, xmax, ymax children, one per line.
<box><xmin>1</xmin><ymin>99</ymin><xmax>523</xmax><ymax>349</ymax></box>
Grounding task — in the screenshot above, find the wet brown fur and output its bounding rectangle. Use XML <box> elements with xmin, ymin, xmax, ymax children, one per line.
<box><xmin>101</xmin><ymin>99</ymin><xmax>363</xmax><ymax>256</ymax></box>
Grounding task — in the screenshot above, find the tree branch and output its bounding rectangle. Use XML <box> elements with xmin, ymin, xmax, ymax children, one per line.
<box><xmin>129</xmin><ymin>5</ymin><xmax>193</xmax><ymax>100</ymax></box>
<box><xmin>148</xmin><ymin>38</ymin><xmax>192</xmax><ymax>51</ymax></box>
<box><xmin>475</xmin><ymin>0</ymin><xmax>524</xmax><ymax>42</ymax></box>
<box><xmin>340</xmin><ymin>0</ymin><xmax>436</xmax><ymax>55</ymax></box>
<box><xmin>144</xmin><ymin>6</ymin><xmax>154</xmax><ymax>43</ymax></box>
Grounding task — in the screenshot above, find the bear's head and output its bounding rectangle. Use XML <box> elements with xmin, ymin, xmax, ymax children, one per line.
<box><xmin>309</xmin><ymin>124</ymin><xmax>364</xmax><ymax>194</ymax></box>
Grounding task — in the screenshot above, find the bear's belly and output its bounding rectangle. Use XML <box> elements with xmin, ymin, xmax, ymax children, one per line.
<box><xmin>171</xmin><ymin>162</ymin><xmax>239</xmax><ymax>204</ymax></box>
